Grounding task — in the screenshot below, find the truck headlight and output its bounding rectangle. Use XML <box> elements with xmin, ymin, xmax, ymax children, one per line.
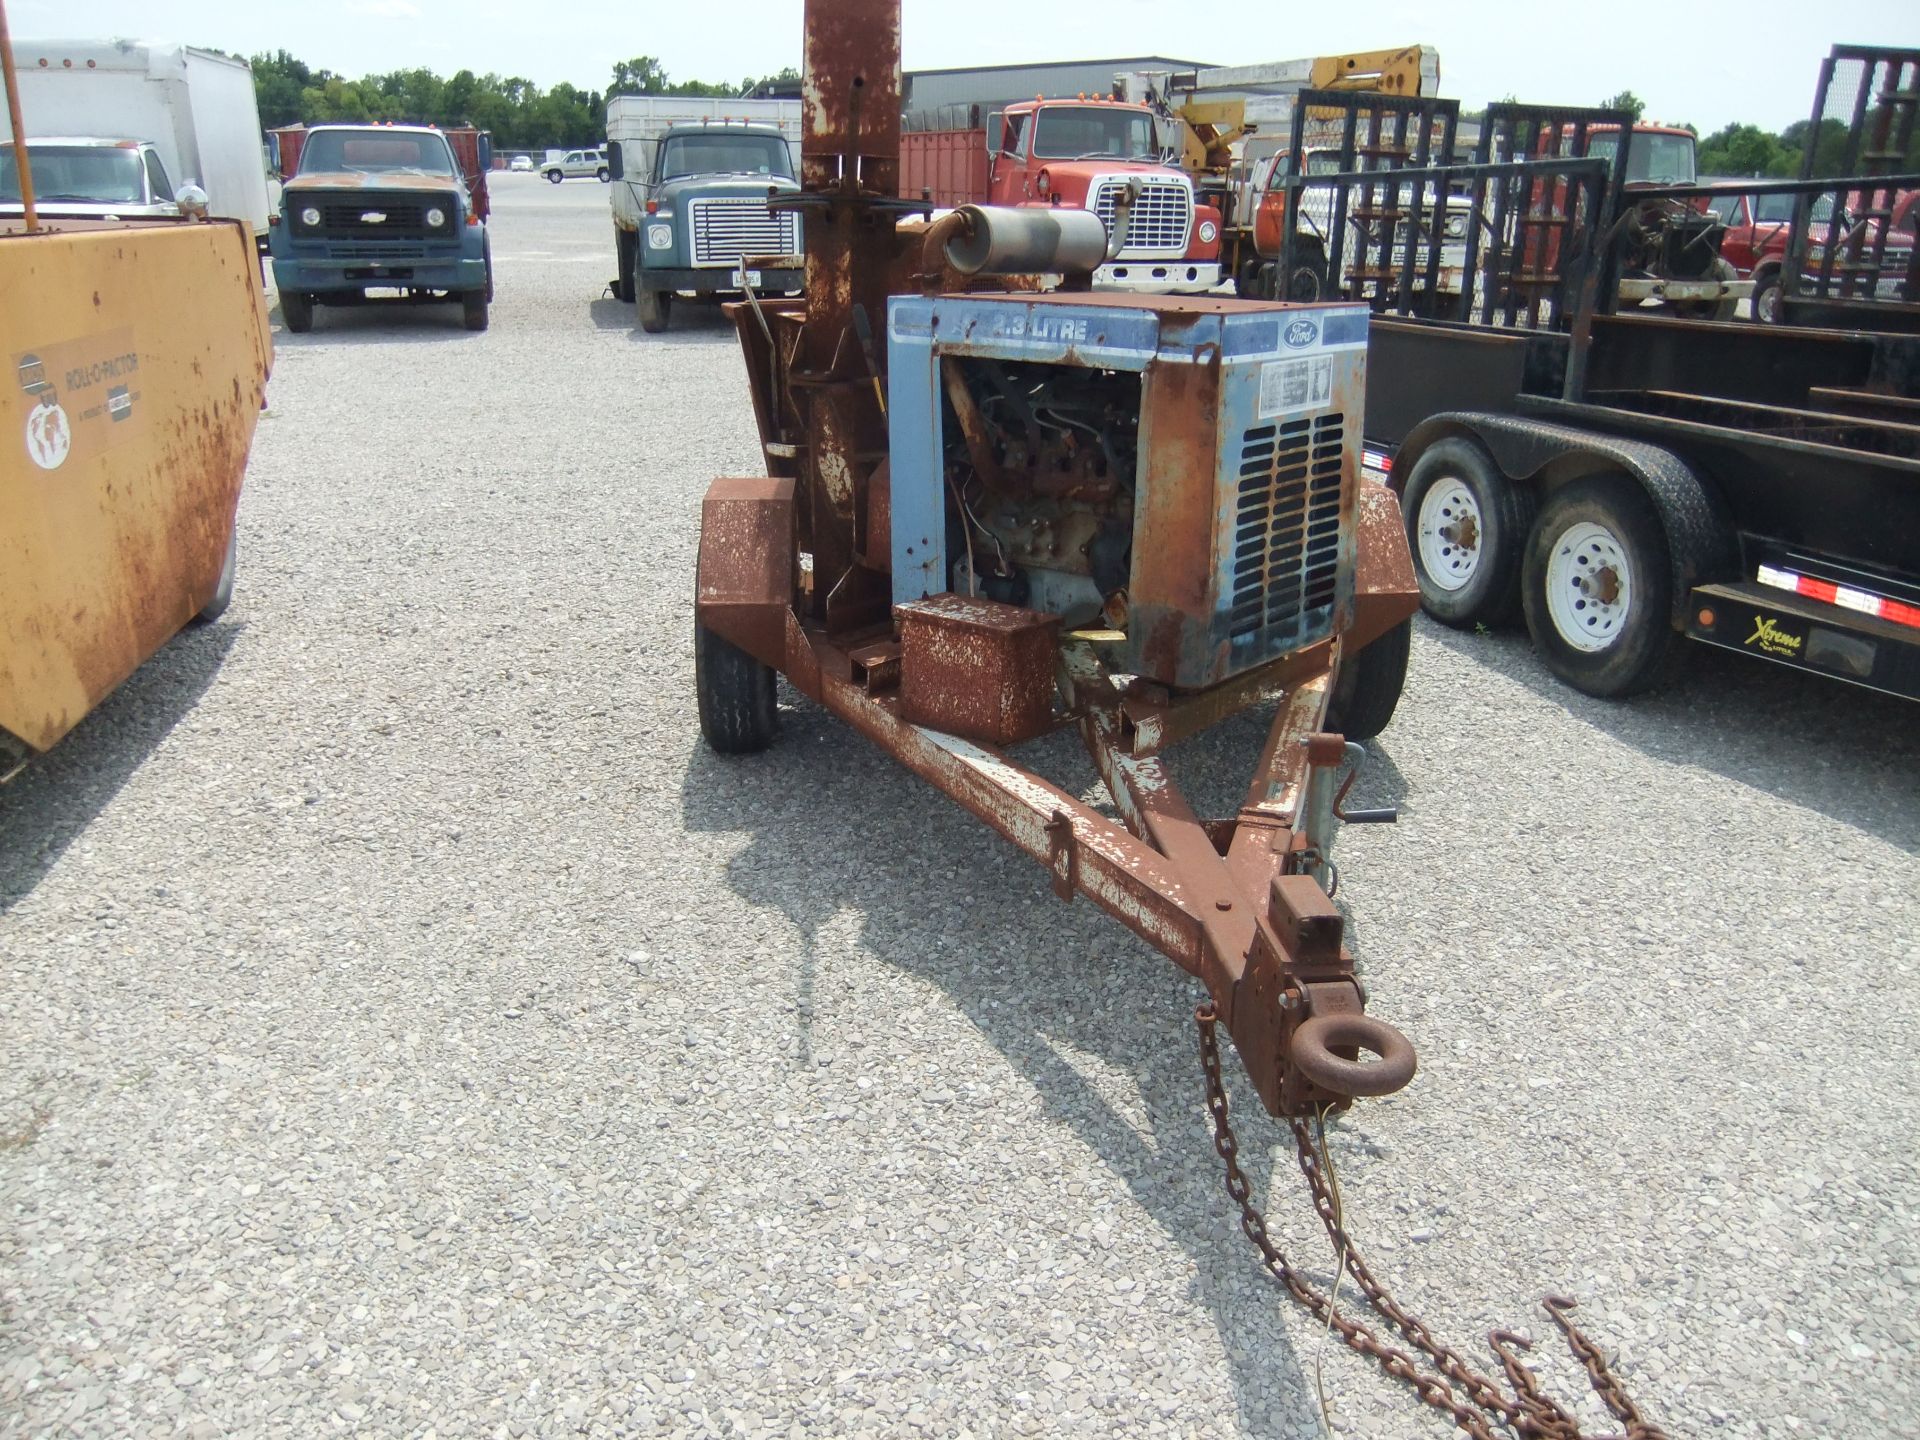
<box><xmin>647</xmin><ymin>223</ymin><xmax>673</xmax><ymax>250</ymax></box>
<box><xmin>1443</xmin><ymin>213</ymin><xmax>1469</xmax><ymax>240</ymax></box>
<box><xmin>1198</xmin><ymin>219</ymin><xmax>1218</xmax><ymax>243</ymax></box>
<box><xmin>299</xmin><ymin>206</ymin><xmax>322</xmax><ymax>228</ymax></box>
<box><xmin>425</xmin><ymin>206</ymin><xmax>447</xmax><ymax>228</ymax></box>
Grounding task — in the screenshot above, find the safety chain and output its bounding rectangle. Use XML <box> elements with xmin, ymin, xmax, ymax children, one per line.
<box><xmin>1194</xmin><ymin>1003</ymin><xmax>1668</xmax><ymax>1440</ymax></box>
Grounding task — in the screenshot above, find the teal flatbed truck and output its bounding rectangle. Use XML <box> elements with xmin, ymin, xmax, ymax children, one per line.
<box><xmin>267</xmin><ymin>123</ymin><xmax>493</xmax><ymax>332</ymax></box>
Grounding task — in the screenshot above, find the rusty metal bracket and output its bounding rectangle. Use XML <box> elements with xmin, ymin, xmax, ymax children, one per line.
<box><xmin>1046</xmin><ymin>809</ymin><xmax>1078</xmax><ymax>902</ymax></box>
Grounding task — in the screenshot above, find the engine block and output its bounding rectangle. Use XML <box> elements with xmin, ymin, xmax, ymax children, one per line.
<box><xmin>886</xmin><ymin>291</ymin><xmax>1369</xmax><ymax>691</ymax></box>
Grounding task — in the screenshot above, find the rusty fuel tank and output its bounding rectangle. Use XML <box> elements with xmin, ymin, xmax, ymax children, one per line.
<box><xmin>0</xmin><ymin>216</ymin><xmax>272</xmax><ymax>766</ymax></box>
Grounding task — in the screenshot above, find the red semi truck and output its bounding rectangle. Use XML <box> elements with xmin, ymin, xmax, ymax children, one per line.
<box><xmin>901</xmin><ymin>97</ymin><xmax>1223</xmax><ymax>293</ymax></box>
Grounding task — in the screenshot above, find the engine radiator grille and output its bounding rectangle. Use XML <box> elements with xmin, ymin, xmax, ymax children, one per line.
<box><xmin>1229</xmin><ymin>414</ymin><xmax>1346</xmax><ymax>648</ymax></box>
<box><xmin>1091</xmin><ymin>178</ymin><xmax>1193</xmax><ymax>257</ymax></box>
<box><xmin>689</xmin><ymin>198</ymin><xmax>801</xmax><ymax>268</ymax></box>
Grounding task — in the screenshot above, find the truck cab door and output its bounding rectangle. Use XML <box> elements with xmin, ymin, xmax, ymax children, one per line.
<box><xmin>990</xmin><ymin>112</ymin><xmax>1028</xmax><ymax>206</ymax></box>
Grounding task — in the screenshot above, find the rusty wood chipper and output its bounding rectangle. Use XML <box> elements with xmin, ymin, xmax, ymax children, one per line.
<box><xmin>692</xmin><ymin>3</ymin><xmax>1662</xmax><ymax>1435</ymax></box>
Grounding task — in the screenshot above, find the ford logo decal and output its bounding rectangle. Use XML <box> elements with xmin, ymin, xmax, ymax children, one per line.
<box><xmin>1283</xmin><ymin>318</ymin><xmax>1318</xmax><ymax>349</ymax></box>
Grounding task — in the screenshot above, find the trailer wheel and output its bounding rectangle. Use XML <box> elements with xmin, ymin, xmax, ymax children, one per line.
<box><xmin>1671</xmin><ymin>258</ymin><xmax>1740</xmax><ymax>322</ymax></box>
<box><xmin>696</xmin><ymin>623</ymin><xmax>778</xmax><ymax>754</ymax></box>
<box><xmin>463</xmin><ymin>289</ymin><xmax>490</xmax><ymax>332</ymax></box>
<box><xmin>1402</xmin><ymin>437</ymin><xmax>1534</xmax><ymax>628</ymax></box>
<box><xmin>1522</xmin><ymin>473</ymin><xmax>1676</xmax><ymax>698</ymax></box>
<box><xmin>615</xmin><ymin>227</ymin><xmax>637</xmax><ymax>304</ymax></box>
<box><xmin>280</xmin><ymin>291</ymin><xmax>314</xmax><ymax>334</ymax></box>
<box><xmin>194</xmin><ymin>528</ymin><xmax>237</xmax><ymax>625</ymax></box>
<box><xmin>637</xmin><ymin>288</ymin><xmax>672</xmax><ymax>334</ymax></box>
<box><xmin>1751</xmin><ymin>269</ymin><xmax>1782</xmax><ymax>324</ymax></box>
<box><xmin>1329</xmin><ymin>618</ymin><xmax>1412</xmax><ymax>741</ymax></box>
<box><xmin>1266</xmin><ymin>245</ymin><xmax>1328</xmax><ymax>301</ymax></box>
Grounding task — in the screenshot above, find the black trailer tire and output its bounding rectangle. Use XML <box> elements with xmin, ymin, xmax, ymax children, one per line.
<box><xmin>1233</xmin><ymin>254</ymin><xmax>1264</xmax><ymax>298</ymax></box>
<box><xmin>615</xmin><ymin>227</ymin><xmax>637</xmax><ymax>303</ymax></box>
<box><xmin>696</xmin><ymin>624</ymin><xmax>778</xmax><ymax>754</ymax></box>
<box><xmin>1401</xmin><ymin>436</ymin><xmax>1535</xmax><ymax>628</ymax></box>
<box><xmin>1751</xmin><ymin>268</ymin><xmax>1782</xmax><ymax>324</ymax></box>
<box><xmin>280</xmin><ymin>291</ymin><xmax>314</xmax><ymax>333</ymax></box>
<box><xmin>597</xmin><ymin>166</ymin><xmax>610</xmax><ymax>182</ymax></box>
<box><xmin>194</xmin><ymin>528</ymin><xmax>237</xmax><ymax>624</ymax></box>
<box><xmin>637</xmin><ymin>287</ymin><xmax>672</xmax><ymax>333</ymax></box>
<box><xmin>1329</xmin><ymin>618</ymin><xmax>1412</xmax><ymax>741</ymax></box>
<box><xmin>1521</xmin><ymin>472</ymin><xmax>1678</xmax><ymax>698</ymax></box>
<box><xmin>463</xmin><ymin>290</ymin><xmax>490</xmax><ymax>332</ymax></box>
<box><xmin>1266</xmin><ymin>243</ymin><xmax>1328</xmax><ymax>301</ymax></box>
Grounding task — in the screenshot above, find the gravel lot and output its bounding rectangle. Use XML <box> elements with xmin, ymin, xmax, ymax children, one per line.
<box><xmin>3</xmin><ymin>175</ymin><xmax>1917</xmax><ymax>1440</ymax></box>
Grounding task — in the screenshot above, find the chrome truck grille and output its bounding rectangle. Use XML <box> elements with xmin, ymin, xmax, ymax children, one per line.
<box><xmin>689</xmin><ymin>198</ymin><xmax>802</xmax><ymax>268</ymax></box>
<box><xmin>1090</xmin><ymin>177</ymin><xmax>1192</xmax><ymax>257</ymax></box>
<box><xmin>1229</xmin><ymin>414</ymin><xmax>1346</xmax><ymax>648</ymax></box>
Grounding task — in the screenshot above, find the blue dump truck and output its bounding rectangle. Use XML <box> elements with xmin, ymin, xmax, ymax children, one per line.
<box><xmin>267</xmin><ymin>123</ymin><xmax>493</xmax><ymax>332</ymax></box>
<box><xmin>606</xmin><ymin>97</ymin><xmax>802</xmax><ymax>333</ymax></box>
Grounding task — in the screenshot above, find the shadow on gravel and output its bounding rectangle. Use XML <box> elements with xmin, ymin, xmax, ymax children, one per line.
<box><xmin>681</xmin><ymin>698</ymin><xmax>1328</xmax><ymax>1432</ymax></box>
<box><xmin>270</xmin><ymin>302</ymin><xmax>481</xmax><ymax>345</ymax></box>
<box><xmin>0</xmin><ymin>623</ymin><xmax>241</xmax><ymax>914</ymax></box>
<box><xmin>1423</xmin><ymin>619</ymin><xmax>1920</xmax><ymax>852</ymax></box>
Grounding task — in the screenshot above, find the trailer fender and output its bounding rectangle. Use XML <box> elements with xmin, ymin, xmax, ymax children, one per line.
<box><xmin>695</xmin><ymin>477</ymin><xmax>796</xmax><ymax>668</ymax></box>
<box><xmin>1391</xmin><ymin>414</ymin><xmax>1738</xmax><ymax>628</ymax></box>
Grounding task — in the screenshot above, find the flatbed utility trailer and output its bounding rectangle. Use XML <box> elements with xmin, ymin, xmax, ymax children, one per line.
<box><xmin>1280</xmin><ymin>50</ymin><xmax>1920</xmax><ymax>702</ymax></box>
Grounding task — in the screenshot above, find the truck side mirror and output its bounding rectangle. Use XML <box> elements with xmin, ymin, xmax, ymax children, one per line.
<box><xmin>986</xmin><ymin>110</ymin><xmax>1004</xmax><ymax>154</ymax></box>
<box><xmin>267</xmin><ymin>133</ymin><xmax>283</xmax><ymax>180</ymax></box>
<box><xmin>609</xmin><ymin>142</ymin><xmax>624</xmax><ymax>181</ymax></box>
<box><xmin>477</xmin><ymin>133</ymin><xmax>493</xmax><ymax>171</ymax></box>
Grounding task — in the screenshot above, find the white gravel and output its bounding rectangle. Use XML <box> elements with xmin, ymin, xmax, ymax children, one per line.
<box><xmin>3</xmin><ymin>175</ymin><xmax>1917</xmax><ymax>1440</ymax></box>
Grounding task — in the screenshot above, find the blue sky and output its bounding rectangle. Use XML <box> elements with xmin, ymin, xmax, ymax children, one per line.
<box><xmin>12</xmin><ymin>0</ymin><xmax>1916</xmax><ymax>133</ymax></box>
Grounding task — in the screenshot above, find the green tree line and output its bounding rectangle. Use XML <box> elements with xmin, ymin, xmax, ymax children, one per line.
<box><xmin>249</xmin><ymin>52</ymin><xmax>798</xmax><ymax>151</ymax></box>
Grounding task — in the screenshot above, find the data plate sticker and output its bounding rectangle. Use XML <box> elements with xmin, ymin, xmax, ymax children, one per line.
<box><xmin>13</xmin><ymin>328</ymin><xmax>143</xmax><ymax>473</ymax></box>
<box><xmin>1258</xmin><ymin>355</ymin><xmax>1333</xmax><ymax>419</ymax></box>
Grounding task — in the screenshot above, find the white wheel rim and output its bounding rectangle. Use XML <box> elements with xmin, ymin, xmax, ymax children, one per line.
<box><xmin>1416</xmin><ymin>478</ymin><xmax>1484</xmax><ymax>593</ymax></box>
<box><xmin>1545</xmin><ymin>521</ymin><xmax>1633</xmax><ymax>653</ymax></box>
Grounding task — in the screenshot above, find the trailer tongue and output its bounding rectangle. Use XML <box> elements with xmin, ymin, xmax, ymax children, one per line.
<box><xmin>690</xmin><ymin>0</ymin><xmax>1662</xmax><ymax>1433</ymax></box>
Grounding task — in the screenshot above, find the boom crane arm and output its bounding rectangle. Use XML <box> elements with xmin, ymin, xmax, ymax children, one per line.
<box><xmin>1117</xmin><ymin>46</ymin><xmax>1440</xmax><ymax>177</ymax></box>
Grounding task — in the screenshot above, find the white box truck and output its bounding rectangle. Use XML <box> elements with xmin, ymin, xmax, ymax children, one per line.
<box><xmin>1</xmin><ymin>39</ymin><xmax>270</xmax><ymax>243</ymax></box>
<box><xmin>606</xmin><ymin>96</ymin><xmax>802</xmax><ymax>331</ymax></box>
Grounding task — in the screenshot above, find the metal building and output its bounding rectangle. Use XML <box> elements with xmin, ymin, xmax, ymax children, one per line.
<box><xmin>903</xmin><ymin>57</ymin><xmax>1214</xmax><ymax>115</ymax></box>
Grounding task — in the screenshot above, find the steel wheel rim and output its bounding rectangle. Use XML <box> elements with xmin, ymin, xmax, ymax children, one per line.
<box><xmin>1756</xmin><ymin>282</ymin><xmax>1779</xmax><ymax>323</ymax></box>
<box><xmin>1415</xmin><ymin>478</ymin><xmax>1483</xmax><ymax>592</ymax></box>
<box><xmin>1545</xmin><ymin>520</ymin><xmax>1632</xmax><ymax>652</ymax></box>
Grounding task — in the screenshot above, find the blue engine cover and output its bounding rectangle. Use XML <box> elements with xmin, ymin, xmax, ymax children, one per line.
<box><xmin>886</xmin><ymin>291</ymin><xmax>1369</xmax><ymax>691</ymax></box>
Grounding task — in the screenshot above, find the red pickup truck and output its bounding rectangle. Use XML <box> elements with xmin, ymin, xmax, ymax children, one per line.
<box><xmin>1704</xmin><ymin>184</ymin><xmax>1914</xmax><ymax>323</ymax></box>
<box><xmin>900</xmin><ymin>98</ymin><xmax>1223</xmax><ymax>293</ymax></box>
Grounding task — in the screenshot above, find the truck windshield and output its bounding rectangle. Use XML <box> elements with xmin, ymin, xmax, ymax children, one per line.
<box><xmin>1588</xmin><ymin>133</ymin><xmax>1696</xmax><ymax>185</ymax></box>
<box><xmin>1</xmin><ymin>146</ymin><xmax>145</xmax><ymax>203</ymax></box>
<box><xmin>659</xmin><ymin>133</ymin><xmax>793</xmax><ymax>180</ymax></box>
<box><xmin>1031</xmin><ymin>106</ymin><xmax>1157</xmax><ymax>161</ymax></box>
<box><xmin>300</xmin><ymin>131</ymin><xmax>456</xmax><ymax>175</ymax></box>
